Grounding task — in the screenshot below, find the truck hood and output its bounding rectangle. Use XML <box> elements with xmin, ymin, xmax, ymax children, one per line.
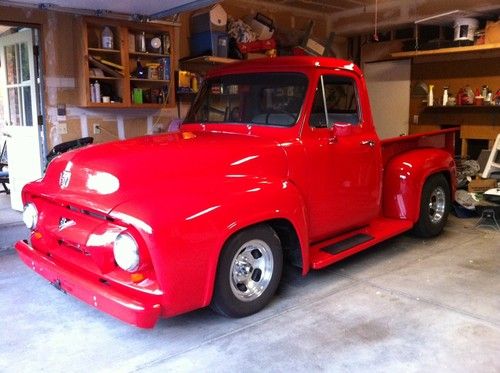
<box><xmin>37</xmin><ymin>131</ymin><xmax>289</xmax><ymax>214</ymax></box>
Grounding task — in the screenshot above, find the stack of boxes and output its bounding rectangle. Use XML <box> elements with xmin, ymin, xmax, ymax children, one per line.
<box><xmin>189</xmin><ymin>4</ymin><xmax>229</xmax><ymax>58</ymax></box>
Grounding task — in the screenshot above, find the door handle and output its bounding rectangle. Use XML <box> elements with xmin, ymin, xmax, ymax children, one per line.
<box><xmin>328</xmin><ymin>136</ymin><xmax>337</xmax><ymax>144</ymax></box>
<box><xmin>361</xmin><ymin>140</ymin><xmax>376</xmax><ymax>148</ymax></box>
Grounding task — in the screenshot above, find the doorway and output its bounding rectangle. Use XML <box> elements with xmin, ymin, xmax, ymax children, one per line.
<box><xmin>0</xmin><ymin>24</ymin><xmax>45</xmax><ymax>211</ymax></box>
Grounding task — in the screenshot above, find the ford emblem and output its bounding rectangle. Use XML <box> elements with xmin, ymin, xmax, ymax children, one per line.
<box><xmin>59</xmin><ymin>170</ymin><xmax>71</xmax><ymax>188</ymax></box>
<box><xmin>58</xmin><ymin>217</ymin><xmax>75</xmax><ymax>230</ymax></box>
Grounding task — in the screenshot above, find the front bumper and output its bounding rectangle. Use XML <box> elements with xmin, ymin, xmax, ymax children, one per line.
<box><xmin>15</xmin><ymin>240</ymin><xmax>161</xmax><ymax>328</ymax></box>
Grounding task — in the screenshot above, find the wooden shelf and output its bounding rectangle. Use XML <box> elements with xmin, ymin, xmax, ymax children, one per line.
<box><xmin>129</xmin><ymin>51</ymin><xmax>169</xmax><ymax>58</ymax></box>
<box><xmin>392</xmin><ymin>43</ymin><xmax>500</xmax><ymax>59</ymax></box>
<box><xmin>88</xmin><ymin>76</ymin><xmax>121</xmax><ymax>81</ymax></box>
<box><xmin>423</xmin><ymin>105</ymin><xmax>500</xmax><ymax>113</ymax></box>
<box><xmin>130</xmin><ymin>103</ymin><xmax>167</xmax><ymax>108</ymax></box>
<box><xmin>84</xmin><ymin>102</ymin><xmax>126</xmax><ymax>108</ymax></box>
<box><xmin>130</xmin><ymin>78</ymin><xmax>170</xmax><ymax>83</ymax></box>
<box><xmin>88</xmin><ymin>47</ymin><xmax>121</xmax><ymax>54</ymax></box>
<box><xmin>179</xmin><ymin>56</ymin><xmax>238</xmax><ymax>74</ymax></box>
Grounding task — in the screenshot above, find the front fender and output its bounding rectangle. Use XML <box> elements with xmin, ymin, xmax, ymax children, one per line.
<box><xmin>383</xmin><ymin>148</ymin><xmax>455</xmax><ymax>222</ymax></box>
<box><xmin>110</xmin><ymin>177</ymin><xmax>309</xmax><ymax>317</ymax></box>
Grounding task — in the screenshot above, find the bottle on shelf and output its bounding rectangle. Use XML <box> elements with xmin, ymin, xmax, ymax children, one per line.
<box><xmin>136</xmin><ymin>32</ymin><xmax>146</xmax><ymax>53</ymax></box>
<box><xmin>162</xmin><ymin>33</ymin><xmax>171</xmax><ymax>55</ymax></box>
<box><xmin>481</xmin><ymin>85</ymin><xmax>488</xmax><ymax>100</ymax></box>
<box><xmin>102</xmin><ymin>26</ymin><xmax>114</xmax><ymax>49</ymax></box>
<box><xmin>474</xmin><ymin>88</ymin><xmax>483</xmax><ymax>106</ymax></box>
<box><xmin>136</xmin><ymin>60</ymin><xmax>146</xmax><ymax>79</ymax></box>
<box><xmin>442</xmin><ymin>86</ymin><xmax>448</xmax><ymax>106</ymax></box>
<box><xmin>90</xmin><ymin>83</ymin><xmax>96</xmax><ymax>103</ymax></box>
<box><xmin>428</xmin><ymin>84</ymin><xmax>434</xmax><ymax>106</ymax></box>
<box><xmin>94</xmin><ymin>80</ymin><xmax>101</xmax><ymax>103</ymax></box>
<box><xmin>464</xmin><ymin>85</ymin><xmax>474</xmax><ymax>105</ymax></box>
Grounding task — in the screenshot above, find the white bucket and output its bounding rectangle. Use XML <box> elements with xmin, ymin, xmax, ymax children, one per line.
<box><xmin>454</xmin><ymin>18</ymin><xmax>479</xmax><ymax>41</ymax></box>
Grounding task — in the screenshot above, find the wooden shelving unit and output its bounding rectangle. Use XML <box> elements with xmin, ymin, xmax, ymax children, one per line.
<box><xmin>391</xmin><ymin>43</ymin><xmax>500</xmax><ymax>60</ymax></box>
<box><xmin>179</xmin><ymin>56</ymin><xmax>238</xmax><ymax>74</ymax></box>
<box><xmin>404</xmin><ymin>41</ymin><xmax>500</xmax><ymax>158</ymax></box>
<box><xmin>79</xmin><ymin>17</ymin><xmax>175</xmax><ymax>108</ymax></box>
<box><xmin>422</xmin><ymin>105</ymin><xmax>500</xmax><ymax>113</ymax></box>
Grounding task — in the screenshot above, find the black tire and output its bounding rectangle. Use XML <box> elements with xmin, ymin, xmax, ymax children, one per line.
<box><xmin>412</xmin><ymin>173</ymin><xmax>450</xmax><ymax>238</ymax></box>
<box><xmin>211</xmin><ymin>224</ymin><xmax>283</xmax><ymax>318</ymax></box>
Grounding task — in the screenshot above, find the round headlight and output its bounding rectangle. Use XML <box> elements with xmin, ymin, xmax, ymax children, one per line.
<box><xmin>113</xmin><ymin>233</ymin><xmax>140</xmax><ymax>272</ymax></box>
<box><xmin>22</xmin><ymin>203</ymin><xmax>38</xmax><ymax>230</ymax></box>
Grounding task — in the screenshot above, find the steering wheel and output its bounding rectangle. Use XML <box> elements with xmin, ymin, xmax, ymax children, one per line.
<box><xmin>264</xmin><ymin>110</ymin><xmax>296</xmax><ymax>124</ymax></box>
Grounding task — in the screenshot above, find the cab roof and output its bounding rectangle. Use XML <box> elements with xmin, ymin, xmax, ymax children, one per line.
<box><xmin>208</xmin><ymin>56</ymin><xmax>363</xmax><ymax>78</ymax></box>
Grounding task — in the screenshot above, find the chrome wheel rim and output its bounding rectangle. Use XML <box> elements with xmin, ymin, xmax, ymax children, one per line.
<box><xmin>229</xmin><ymin>239</ymin><xmax>274</xmax><ymax>302</ymax></box>
<box><xmin>429</xmin><ymin>186</ymin><xmax>446</xmax><ymax>224</ymax></box>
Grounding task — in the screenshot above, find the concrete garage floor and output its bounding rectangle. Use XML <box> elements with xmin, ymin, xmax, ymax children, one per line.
<box><xmin>0</xmin><ymin>197</ymin><xmax>499</xmax><ymax>372</ymax></box>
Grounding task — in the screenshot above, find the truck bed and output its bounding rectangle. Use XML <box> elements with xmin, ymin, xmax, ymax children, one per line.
<box><xmin>381</xmin><ymin>128</ymin><xmax>457</xmax><ymax>167</ymax></box>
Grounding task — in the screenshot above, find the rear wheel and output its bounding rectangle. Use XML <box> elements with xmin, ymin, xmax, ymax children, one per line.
<box><xmin>211</xmin><ymin>225</ymin><xmax>283</xmax><ymax>318</ymax></box>
<box><xmin>412</xmin><ymin>173</ymin><xmax>450</xmax><ymax>237</ymax></box>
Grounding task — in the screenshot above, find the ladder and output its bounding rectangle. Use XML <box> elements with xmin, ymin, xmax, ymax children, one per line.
<box><xmin>482</xmin><ymin>133</ymin><xmax>500</xmax><ymax>178</ymax></box>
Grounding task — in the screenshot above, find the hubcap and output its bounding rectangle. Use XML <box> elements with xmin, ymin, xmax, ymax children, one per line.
<box><xmin>429</xmin><ymin>186</ymin><xmax>446</xmax><ymax>224</ymax></box>
<box><xmin>229</xmin><ymin>239</ymin><xmax>274</xmax><ymax>302</ymax></box>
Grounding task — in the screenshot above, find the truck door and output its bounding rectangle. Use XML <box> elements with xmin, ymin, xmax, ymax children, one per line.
<box><xmin>302</xmin><ymin>73</ymin><xmax>382</xmax><ymax>242</ymax></box>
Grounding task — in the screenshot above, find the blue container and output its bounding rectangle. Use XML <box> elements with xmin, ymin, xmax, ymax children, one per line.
<box><xmin>189</xmin><ymin>31</ymin><xmax>228</xmax><ymax>58</ymax></box>
<box><xmin>190</xmin><ymin>4</ymin><xmax>227</xmax><ymax>35</ymax></box>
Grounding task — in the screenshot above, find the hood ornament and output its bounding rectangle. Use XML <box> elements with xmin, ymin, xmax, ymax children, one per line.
<box><xmin>59</xmin><ymin>161</ymin><xmax>73</xmax><ymax>189</ymax></box>
<box><xmin>59</xmin><ymin>170</ymin><xmax>71</xmax><ymax>188</ymax></box>
<box><xmin>58</xmin><ymin>217</ymin><xmax>75</xmax><ymax>230</ymax></box>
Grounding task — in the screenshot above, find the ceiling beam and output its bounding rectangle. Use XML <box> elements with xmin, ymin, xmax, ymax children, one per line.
<box><xmin>234</xmin><ymin>0</ymin><xmax>329</xmax><ymax>19</ymax></box>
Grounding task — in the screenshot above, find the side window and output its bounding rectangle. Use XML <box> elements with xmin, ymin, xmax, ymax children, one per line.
<box><xmin>310</xmin><ymin>75</ymin><xmax>360</xmax><ymax>128</ymax></box>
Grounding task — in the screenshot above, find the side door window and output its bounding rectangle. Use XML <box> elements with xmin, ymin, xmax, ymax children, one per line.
<box><xmin>310</xmin><ymin>75</ymin><xmax>360</xmax><ymax>128</ymax></box>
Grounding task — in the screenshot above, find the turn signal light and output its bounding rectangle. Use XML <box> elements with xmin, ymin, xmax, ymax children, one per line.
<box><xmin>130</xmin><ymin>273</ymin><xmax>145</xmax><ymax>283</ymax></box>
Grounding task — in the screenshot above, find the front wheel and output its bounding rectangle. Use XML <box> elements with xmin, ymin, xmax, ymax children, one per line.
<box><xmin>412</xmin><ymin>173</ymin><xmax>450</xmax><ymax>238</ymax></box>
<box><xmin>211</xmin><ymin>225</ymin><xmax>283</xmax><ymax>318</ymax></box>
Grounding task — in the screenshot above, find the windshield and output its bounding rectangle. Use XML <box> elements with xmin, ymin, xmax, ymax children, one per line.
<box><xmin>184</xmin><ymin>72</ymin><xmax>308</xmax><ymax>127</ymax></box>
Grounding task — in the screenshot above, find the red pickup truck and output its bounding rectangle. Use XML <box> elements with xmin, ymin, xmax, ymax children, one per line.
<box><xmin>16</xmin><ymin>56</ymin><xmax>456</xmax><ymax>328</ymax></box>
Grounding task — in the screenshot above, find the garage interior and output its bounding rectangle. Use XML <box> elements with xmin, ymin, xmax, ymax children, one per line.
<box><xmin>0</xmin><ymin>0</ymin><xmax>499</xmax><ymax>371</ymax></box>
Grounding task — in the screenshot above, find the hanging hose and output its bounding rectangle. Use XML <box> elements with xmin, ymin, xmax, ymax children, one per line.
<box><xmin>373</xmin><ymin>0</ymin><xmax>379</xmax><ymax>42</ymax></box>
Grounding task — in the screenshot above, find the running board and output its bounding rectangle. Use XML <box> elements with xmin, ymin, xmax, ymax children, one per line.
<box><xmin>321</xmin><ymin>233</ymin><xmax>373</xmax><ymax>255</ymax></box>
<box><xmin>309</xmin><ymin>217</ymin><xmax>413</xmax><ymax>270</ymax></box>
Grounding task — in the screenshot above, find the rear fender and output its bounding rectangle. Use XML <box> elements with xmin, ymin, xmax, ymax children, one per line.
<box><xmin>383</xmin><ymin>148</ymin><xmax>455</xmax><ymax>222</ymax></box>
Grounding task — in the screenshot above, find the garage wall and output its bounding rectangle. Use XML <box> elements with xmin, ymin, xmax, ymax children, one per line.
<box><xmin>0</xmin><ymin>5</ymin><xmax>181</xmax><ymax>151</ymax></box>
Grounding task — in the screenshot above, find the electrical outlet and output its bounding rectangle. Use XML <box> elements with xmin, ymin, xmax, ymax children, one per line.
<box><xmin>93</xmin><ymin>123</ymin><xmax>101</xmax><ymax>134</ymax></box>
<box><xmin>413</xmin><ymin>115</ymin><xmax>419</xmax><ymax>124</ymax></box>
<box><xmin>58</xmin><ymin>122</ymin><xmax>68</xmax><ymax>135</ymax></box>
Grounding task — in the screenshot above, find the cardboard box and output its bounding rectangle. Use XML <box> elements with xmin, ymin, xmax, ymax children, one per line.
<box><xmin>468</xmin><ymin>178</ymin><xmax>497</xmax><ymax>193</ymax></box>
<box><xmin>485</xmin><ymin>21</ymin><xmax>500</xmax><ymax>44</ymax></box>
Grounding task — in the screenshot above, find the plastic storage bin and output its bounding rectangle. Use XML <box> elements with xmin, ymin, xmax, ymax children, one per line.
<box><xmin>190</xmin><ymin>4</ymin><xmax>227</xmax><ymax>34</ymax></box>
<box><xmin>189</xmin><ymin>31</ymin><xmax>228</xmax><ymax>57</ymax></box>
